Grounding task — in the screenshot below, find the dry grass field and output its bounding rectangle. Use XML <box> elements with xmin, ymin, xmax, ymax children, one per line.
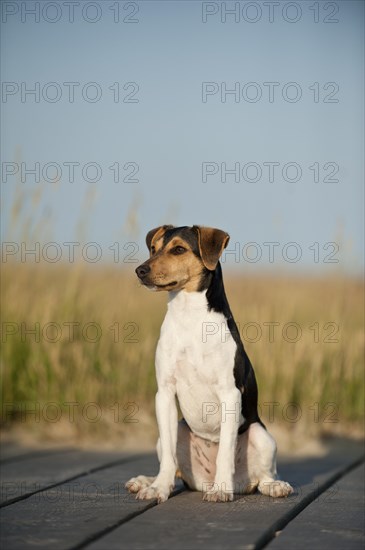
<box><xmin>1</xmin><ymin>260</ymin><xmax>364</xmax><ymax>447</ymax></box>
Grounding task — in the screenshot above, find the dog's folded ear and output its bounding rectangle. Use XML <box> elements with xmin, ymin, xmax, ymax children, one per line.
<box><xmin>146</xmin><ymin>225</ymin><xmax>174</xmax><ymax>251</ymax></box>
<box><xmin>193</xmin><ymin>226</ymin><xmax>230</xmax><ymax>270</ymax></box>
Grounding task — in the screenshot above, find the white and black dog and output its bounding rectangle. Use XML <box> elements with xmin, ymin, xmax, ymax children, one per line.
<box><xmin>126</xmin><ymin>225</ymin><xmax>293</xmax><ymax>503</ymax></box>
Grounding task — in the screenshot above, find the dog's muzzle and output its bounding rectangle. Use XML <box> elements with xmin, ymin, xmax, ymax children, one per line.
<box><xmin>135</xmin><ymin>263</ymin><xmax>151</xmax><ymax>280</ymax></box>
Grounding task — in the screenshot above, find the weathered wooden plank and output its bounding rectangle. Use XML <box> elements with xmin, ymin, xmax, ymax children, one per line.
<box><xmin>0</xmin><ymin>442</ymin><xmax>39</xmax><ymax>462</ymax></box>
<box><xmin>86</xmin><ymin>453</ymin><xmax>364</xmax><ymax>550</ymax></box>
<box><xmin>0</xmin><ymin>453</ymin><xmax>166</xmax><ymax>550</ymax></box>
<box><xmin>268</xmin><ymin>462</ymin><xmax>364</xmax><ymax>549</ymax></box>
<box><xmin>0</xmin><ymin>447</ymin><xmax>75</xmax><ymax>465</ymax></box>
<box><xmin>0</xmin><ymin>449</ymin><xmax>137</xmax><ymax>506</ymax></box>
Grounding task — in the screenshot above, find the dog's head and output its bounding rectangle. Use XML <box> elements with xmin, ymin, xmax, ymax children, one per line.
<box><xmin>135</xmin><ymin>225</ymin><xmax>230</xmax><ymax>292</ymax></box>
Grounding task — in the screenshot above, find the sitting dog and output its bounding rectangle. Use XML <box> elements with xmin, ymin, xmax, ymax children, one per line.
<box><xmin>126</xmin><ymin>225</ymin><xmax>293</xmax><ymax>502</ymax></box>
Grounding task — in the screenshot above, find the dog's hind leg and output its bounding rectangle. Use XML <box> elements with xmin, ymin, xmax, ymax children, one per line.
<box><xmin>245</xmin><ymin>422</ymin><xmax>293</xmax><ymax>498</ymax></box>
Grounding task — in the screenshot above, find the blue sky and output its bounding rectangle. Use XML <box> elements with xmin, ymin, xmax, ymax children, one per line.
<box><xmin>1</xmin><ymin>0</ymin><xmax>364</xmax><ymax>273</ymax></box>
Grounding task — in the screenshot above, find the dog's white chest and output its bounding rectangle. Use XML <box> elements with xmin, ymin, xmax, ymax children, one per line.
<box><xmin>156</xmin><ymin>291</ymin><xmax>241</xmax><ymax>441</ymax></box>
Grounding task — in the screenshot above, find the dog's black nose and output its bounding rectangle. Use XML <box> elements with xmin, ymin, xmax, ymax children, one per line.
<box><xmin>136</xmin><ymin>264</ymin><xmax>150</xmax><ymax>278</ymax></box>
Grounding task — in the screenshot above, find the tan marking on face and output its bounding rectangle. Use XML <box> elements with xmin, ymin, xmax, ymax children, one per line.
<box><xmin>143</xmin><ymin>236</ymin><xmax>205</xmax><ymax>292</ymax></box>
<box><xmin>150</xmin><ymin>236</ymin><xmax>164</xmax><ymax>255</ymax></box>
<box><xmin>149</xmin><ymin>227</ymin><xmax>167</xmax><ymax>254</ymax></box>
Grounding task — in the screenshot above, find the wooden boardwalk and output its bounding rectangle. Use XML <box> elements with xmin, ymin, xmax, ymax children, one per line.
<box><xmin>0</xmin><ymin>440</ymin><xmax>364</xmax><ymax>549</ymax></box>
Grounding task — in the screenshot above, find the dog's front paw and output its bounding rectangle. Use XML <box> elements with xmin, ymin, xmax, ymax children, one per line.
<box><xmin>125</xmin><ymin>475</ymin><xmax>155</xmax><ymax>494</ymax></box>
<box><xmin>202</xmin><ymin>489</ymin><xmax>234</xmax><ymax>502</ymax></box>
<box><xmin>136</xmin><ymin>483</ymin><xmax>173</xmax><ymax>504</ymax></box>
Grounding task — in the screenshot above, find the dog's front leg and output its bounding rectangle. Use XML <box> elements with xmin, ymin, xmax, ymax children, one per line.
<box><xmin>137</xmin><ymin>385</ymin><xmax>177</xmax><ymax>503</ymax></box>
<box><xmin>203</xmin><ymin>388</ymin><xmax>241</xmax><ymax>502</ymax></box>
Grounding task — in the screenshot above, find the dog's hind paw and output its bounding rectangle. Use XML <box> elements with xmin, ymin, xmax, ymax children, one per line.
<box><xmin>258</xmin><ymin>480</ymin><xmax>293</xmax><ymax>498</ymax></box>
<box><xmin>125</xmin><ymin>475</ymin><xmax>156</xmax><ymax>493</ymax></box>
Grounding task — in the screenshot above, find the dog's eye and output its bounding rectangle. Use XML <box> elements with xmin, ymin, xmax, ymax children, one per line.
<box><xmin>172</xmin><ymin>246</ymin><xmax>186</xmax><ymax>255</ymax></box>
